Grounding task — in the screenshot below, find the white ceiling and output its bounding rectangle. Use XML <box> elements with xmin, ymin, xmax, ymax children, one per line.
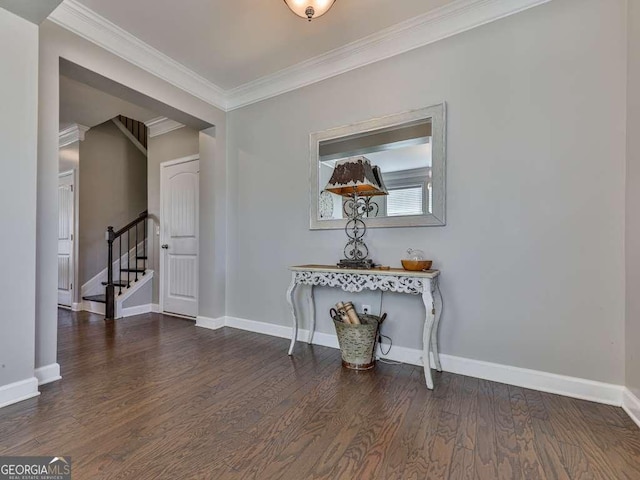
<box><xmin>59</xmin><ymin>75</ymin><xmax>158</xmax><ymax>131</ymax></box>
<box><xmin>0</xmin><ymin>0</ymin><xmax>63</xmax><ymax>24</ymax></box>
<box><xmin>73</xmin><ymin>0</ymin><xmax>455</xmax><ymax>90</ymax></box>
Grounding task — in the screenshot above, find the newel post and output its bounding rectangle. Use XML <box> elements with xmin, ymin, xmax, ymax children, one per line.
<box><xmin>105</xmin><ymin>226</ymin><xmax>115</xmax><ymax>320</ymax></box>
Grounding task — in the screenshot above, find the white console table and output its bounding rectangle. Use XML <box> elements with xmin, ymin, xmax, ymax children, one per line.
<box><xmin>286</xmin><ymin>265</ymin><xmax>443</xmax><ymax>389</ymax></box>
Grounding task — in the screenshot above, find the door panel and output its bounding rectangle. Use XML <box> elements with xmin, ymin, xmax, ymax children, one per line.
<box><xmin>58</xmin><ymin>173</ymin><xmax>74</xmax><ymax>306</ymax></box>
<box><xmin>161</xmin><ymin>159</ymin><xmax>199</xmax><ymax>317</ymax></box>
<box><xmin>170</xmin><ymin>174</ymin><xmax>197</xmax><ymax>237</ymax></box>
<box><xmin>168</xmin><ymin>255</ymin><xmax>198</xmax><ymax>298</ymax></box>
<box><xmin>58</xmin><ymin>256</ymin><xmax>71</xmax><ymax>290</ymax></box>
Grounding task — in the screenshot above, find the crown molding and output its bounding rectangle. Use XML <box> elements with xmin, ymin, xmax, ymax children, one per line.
<box><xmin>226</xmin><ymin>0</ymin><xmax>552</xmax><ymax>109</ymax></box>
<box><xmin>59</xmin><ymin>123</ymin><xmax>89</xmax><ymax>148</ymax></box>
<box><xmin>145</xmin><ymin>117</ymin><xmax>185</xmax><ymax>137</ymax></box>
<box><xmin>48</xmin><ymin>0</ymin><xmax>228</xmax><ymax>111</ymax></box>
<box><xmin>49</xmin><ymin>0</ymin><xmax>552</xmax><ymax>112</ymax></box>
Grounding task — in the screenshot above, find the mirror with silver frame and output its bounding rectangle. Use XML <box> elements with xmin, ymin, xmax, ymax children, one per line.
<box><xmin>310</xmin><ymin>103</ymin><xmax>446</xmax><ymax>229</ymax></box>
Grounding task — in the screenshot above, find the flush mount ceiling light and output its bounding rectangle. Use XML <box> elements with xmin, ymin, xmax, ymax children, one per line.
<box><xmin>283</xmin><ymin>0</ymin><xmax>337</xmax><ymax>21</ymax></box>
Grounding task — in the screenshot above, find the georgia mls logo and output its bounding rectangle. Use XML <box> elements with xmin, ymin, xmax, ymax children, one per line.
<box><xmin>0</xmin><ymin>456</ymin><xmax>72</xmax><ymax>479</ymax></box>
<box><xmin>49</xmin><ymin>457</ymin><xmax>70</xmax><ymax>472</ymax></box>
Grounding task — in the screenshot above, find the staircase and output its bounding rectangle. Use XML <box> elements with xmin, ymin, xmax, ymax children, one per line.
<box><xmin>82</xmin><ymin>210</ymin><xmax>149</xmax><ymax>319</ymax></box>
<box><xmin>112</xmin><ymin>115</ymin><xmax>148</xmax><ymax>155</ymax></box>
<box><xmin>117</xmin><ymin>115</ymin><xmax>147</xmax><ymax>148</ymax></box>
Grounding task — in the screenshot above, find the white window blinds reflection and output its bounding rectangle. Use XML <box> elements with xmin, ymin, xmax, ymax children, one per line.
<box><xmin>387</xmin><ymin>186</ymin><xmax>424</xmax><ymax>216</ymax></box>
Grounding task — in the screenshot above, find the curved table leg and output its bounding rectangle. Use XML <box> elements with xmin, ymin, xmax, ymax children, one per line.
<box><xmin>431</xmin><ymin>277</ymin><xmax>443</xmax><ymax>372</ymax></box>
<box><xmin>307</xmin><ymin>285</ymin><xmax>315</xmax><ymax>345</ymax></box>
<box><xmin>422</xmin><ymin>281</ymin><xmax>436</xmax><ymax>390</ymax></box>
<box><xmin>286</xmin><ymin>272</ymin><xmax>298</xmax><ymax>356</ymax></box>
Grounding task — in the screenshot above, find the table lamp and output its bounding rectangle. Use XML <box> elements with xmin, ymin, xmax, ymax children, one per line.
<box><xmin>324</xmin><ymin>156</ymin><xmax>388</xmax><ymax>269</ymax></box>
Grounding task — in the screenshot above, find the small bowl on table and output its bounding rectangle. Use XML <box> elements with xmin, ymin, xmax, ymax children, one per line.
<box><xmin>401</xmin><ymin>259</ymin><xmax>433</xmax><ymax>271</ymax></box>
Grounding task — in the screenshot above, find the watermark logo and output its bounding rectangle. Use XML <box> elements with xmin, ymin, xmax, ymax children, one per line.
<box><xmin>0</xmin><ymin>456</ymin><xmax>71</xmax><ymax>480</ymax></box>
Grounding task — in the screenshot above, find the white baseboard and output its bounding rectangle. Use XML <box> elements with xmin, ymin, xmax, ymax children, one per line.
<box><xmin>79</xmin><ymin>299</ymin><xmax>157</xmax><ymax>319</ymax></box>
<box><xmin>159</xmin><ymin>311</ymin><xmax>197</xmax><ymax>320</ymax></box>
<box><xmin>307</xmin><ymin>330</ymin><xmax>340</xmax><ymax>349</ymax></box>
<box><xmin>0</xmin><ymin>377</ymin><xmax>39</xmax><ymax>409</ymax></box>
<box><xmin>196</xmin><ymin>315</ymin><xmax>226</xmax><ymax>330</ymax></box>
<box><xmin>119</xmin><ymin>303</ymin><xmax>157</xmax><ymax>318</ymax></box>
<box><xmin>81</xmin><ymin>301</ymin><xmax>105</xmax><ymax>316</ymax></box>
<box><xmin>622</xmin><ymin>388</ymin><xmax>640</xmax><ymax>428</ymax></box>
<box><xmin>436</xmin><ymin>353</ymin><xmax>623</xmax><ymax>406</ymax></box>
<box><xmin>71</xmin><ymin>302</ymin><xmax>82</xmax><ymax>312</ymax></box>
<box><xmin>206</xmin><ymin>316</ymin><xmax>625</xmax><ymax>407</ymax></box>
<box><xmin>121</xmin><ymin>304</ymin><xmax>151</xmax><ymax>317</ymax></box>
<box><xmin>225</xmin><ymin>316</ymin><xmax>292</xmax><ymax>337</ymax></box>
<box><xmin>35</xmin><ymin>363</ymin><xmax>62</xmax><ymax>386</ymax></box>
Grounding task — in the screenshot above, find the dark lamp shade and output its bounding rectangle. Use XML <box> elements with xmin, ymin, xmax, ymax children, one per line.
<box><xmin>324</xmin><ymin>156</ymin><xmax>388</xmax><ymax>197</ymax></box>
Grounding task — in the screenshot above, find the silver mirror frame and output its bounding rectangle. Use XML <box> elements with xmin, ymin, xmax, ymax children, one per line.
<box><xmin>309</xmin><ymin>103</ymin><xmax>446</xmax><ymax>230</ymax></box>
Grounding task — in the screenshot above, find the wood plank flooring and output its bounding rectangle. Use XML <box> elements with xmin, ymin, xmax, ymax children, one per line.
<box><xmin>0</xmin><ymin>309</ymin><xmax>638</xmax><ymax>479</ymax></box>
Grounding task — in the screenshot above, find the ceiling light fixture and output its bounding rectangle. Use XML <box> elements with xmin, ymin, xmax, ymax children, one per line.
<box><xmin>283</xmin><ymin>0</ymin><xmax>336</xmax><ymax>21</ymax></box>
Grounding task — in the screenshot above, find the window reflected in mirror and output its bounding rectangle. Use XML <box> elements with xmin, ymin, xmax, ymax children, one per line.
<box><xmin>318</xmin><ymin>119</ymin><xmax>432</xmax><ymax>220</ymax></box>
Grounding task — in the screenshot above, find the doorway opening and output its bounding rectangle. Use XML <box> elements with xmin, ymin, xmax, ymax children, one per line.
<box><xmin>56</xmin><ymin>60</ymin><xmax>209</xmax><ymax>321</ymax></box>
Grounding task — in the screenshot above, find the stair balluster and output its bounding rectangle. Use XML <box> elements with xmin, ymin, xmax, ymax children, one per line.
<box><xmin>105</xmin><ymin>210</ymin><xmax>148</xmax><ymax>319</ymax></box>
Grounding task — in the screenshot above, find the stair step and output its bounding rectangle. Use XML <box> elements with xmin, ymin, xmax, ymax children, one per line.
<box><xmin>83</xmin><ymin>294</ymin><xmax>106</xmax><ymax>304</ymax></box>
<box><xmin>101</xmin><ymin>281</ymin><xmax>130</xmax><ymax>287</ymax></box>
<box><xmin>136</xmin><ymin>256</ymin><xmax>148</xmax><ymax>260</ymax></box>
<box><xmin>121</xmin><ymin>268</ymin><xmax>145</xmax><ymax>273</ymax></box>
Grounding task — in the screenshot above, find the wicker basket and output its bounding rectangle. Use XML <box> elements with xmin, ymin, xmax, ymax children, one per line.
<box><xmin>332</xmin><ymin>314</ymin><xmax>380</xmax><ymax>370</ymax></box>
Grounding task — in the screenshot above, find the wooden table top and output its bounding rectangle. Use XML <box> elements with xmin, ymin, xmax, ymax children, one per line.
<box><xmin>290</xmin><ymin>264</ymin><xmax>440</xmax><ymax>278</ymax></box>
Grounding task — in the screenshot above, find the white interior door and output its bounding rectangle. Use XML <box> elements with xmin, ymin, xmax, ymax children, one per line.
<box><xmin>58</xmin><ymin>172</ymin><xmax>74</xmax><ymax>306</ymax></box>
<box><xmin>160</xmin><ymin>157</ymin><xmax>199</xmax><ymax>317</ymax></box>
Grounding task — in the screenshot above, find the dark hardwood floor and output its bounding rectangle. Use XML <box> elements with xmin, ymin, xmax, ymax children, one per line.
<box><xmin>1</xmin><ymin>309</ymin><xmax>639</xmax><ymax>479</ymax></box>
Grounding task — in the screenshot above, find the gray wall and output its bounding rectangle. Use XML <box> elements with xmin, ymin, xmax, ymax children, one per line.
<box><xmin>199</xmin><ymin>127</ymin><xmax>227</xmax><ymax>320</ymax></box>
<box><xmin>0</xmin><ymin>8</ymin><xmax>38</xmax><ymax>390</ymax></box>
<box><xmin>147</xmin><ymin>127</ymin><xmax>199</xmax><ymax>304</ymax></box>
<box><xmin>227</xmin><ymin>0</ymin><xmax>627</xmax><ymax>384</ymax></box>
<box><xmin>78</xmin><ymin>121</ymin><xmax>147</xmax><ymax>286</ymax></box>
<box><xmin>627</xmin><ymin>0</ymin><xmax>640</xmax><ymax>399</ymax></box>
